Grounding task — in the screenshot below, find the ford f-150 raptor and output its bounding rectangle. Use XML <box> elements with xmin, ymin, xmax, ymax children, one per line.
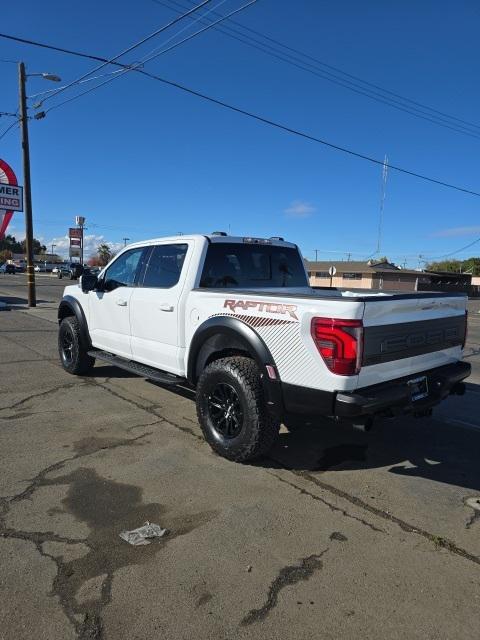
<box><xmin>57</xmin><ymin>233</ymin><xmax>470</xmax><ymax>462</ymax></box>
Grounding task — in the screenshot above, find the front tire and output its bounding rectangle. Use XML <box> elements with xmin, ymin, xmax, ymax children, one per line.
<box><xmin>58</xmin><ymin>316</ymin><xmax>95</xmax><ymax>375</ymax></box>
<box><xmin>196</xmin><ymin>357</ymin><xmax>279</xmax><ymax>462</ymax></box>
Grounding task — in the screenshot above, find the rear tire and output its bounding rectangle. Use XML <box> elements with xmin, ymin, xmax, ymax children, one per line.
<box><xmin>58</xmin><ymin>272</ymin><xmax>63</xmax><ymax>279</ymax></box>
<box><xmin>58</xmin><ymin>316</ymin><xmax>94</xmax><ymax>375</ymax></box>
<box><xmin>196</xmin><ymin>356</ymin><xmax>279</xmax><ymax>462</ymax></box>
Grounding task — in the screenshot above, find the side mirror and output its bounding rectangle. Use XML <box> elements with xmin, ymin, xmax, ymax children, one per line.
<box><xmin>81</xmin><ymin>273</ymin><xmax>98</xmax><ymax>293</ymax></box>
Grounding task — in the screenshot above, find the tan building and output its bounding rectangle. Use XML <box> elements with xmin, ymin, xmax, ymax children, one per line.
<box><xmin>305</xmin><ymin>260</ymin><xmax>430</xmax><ymax>292</ymax></box>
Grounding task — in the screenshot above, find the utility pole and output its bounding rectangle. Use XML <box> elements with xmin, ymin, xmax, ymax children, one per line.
<box><xmin>123</xmin><ymin>237</ymin><xmax>130</xmax><ymax>247</ymax></box>
<box><xmin>18</xmin><ymin>62</ymin><xmax>35</xmax><ymax>307</ymax></box>
<box><xmin>314</xmin><ymin>249</ymin><xmax>319</xmax><ymax>261</ymax></box>
<box><xmin>346</xmin><ymin>252</ymin><xmax>352</xmax><ymax>261</ymax></box>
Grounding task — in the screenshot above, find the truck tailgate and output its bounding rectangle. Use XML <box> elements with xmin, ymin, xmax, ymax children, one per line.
<box><xmin>357</xmin><ymin>294</ymin><xmax>467</xmax><ymax>388</ymax></box>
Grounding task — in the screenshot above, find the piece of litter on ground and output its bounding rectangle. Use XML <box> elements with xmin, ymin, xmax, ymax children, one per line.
<box><xmin>119</xmin><ymin>521</ymin><xmax>168</xmax><ymax>546</ymax></box>
<box><xmin>246</xmin><ymin>565</ymin><xmax>252</xmax><ymax>572</ymax></box>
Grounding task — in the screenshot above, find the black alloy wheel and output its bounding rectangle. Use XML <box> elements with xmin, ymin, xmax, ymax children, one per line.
<box><xmin>207</xmin><ymin>383</ymin><xmax>244</xmax><ymax>439</ymax></box>
<box><xmin>60</xmin><ymin>329</ymin><xmax>74</xmax><ymax>367</ymax></box>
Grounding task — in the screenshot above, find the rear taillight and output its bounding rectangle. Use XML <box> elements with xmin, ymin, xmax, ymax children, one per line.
<box><xmin>311</xmin><ymin>317</ymin><xmax>364</xmax><ymax>376</ymax></box>
<box><xmin>462</xmin><ymin>310</ymin><xmax>468</xmax><ymax>349</ymax></box>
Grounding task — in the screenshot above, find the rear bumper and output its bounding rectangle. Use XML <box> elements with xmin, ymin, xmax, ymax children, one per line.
<box><xmin>334</xmin><ymin>361</ymin><xmax>471</xmax><ymax>419</ymax></box>
<box><xmin>281</xmin><ymin>361</ymin><xmax>471</xmax><ymax>420</ymax></box>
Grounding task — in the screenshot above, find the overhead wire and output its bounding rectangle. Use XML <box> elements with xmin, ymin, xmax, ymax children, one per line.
<box><xmin>28</xmin><ymin>69</ymin><xmax>125</xmax><ymax>101</ymax></box>
<box><xmin>44</xmin><ymin>0</ymin><xmax>256</xmax><ymax>114</ymax></box>
<box><xmin>0</xmin><ymin>119</ymin><xmax>19</xmax><ymax>141</ymax></box>
<box><xmin>0</xmin><ymin>32</ymin><xmax>479</xmax><ymax>197</ymax></box>
<box><xmin>134</xmin><ymin>0</ymin><xmax>257</xmax><ymax>69</ymax></box>
<box><xmin>38</xmin><ymin>0</ymin><xmax>214</xmax><ymax>106</ymax></box>
<box><xmin>153</xmin><ymin>0</ymin><xmax>480</xmax><ymax>139</ymax></box>
<box><xmin>430</xmin><ymin>237</ymin><xmax>480</xmax><ymax>260</ymax></box>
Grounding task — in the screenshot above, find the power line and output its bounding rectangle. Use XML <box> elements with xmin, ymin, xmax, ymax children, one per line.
<box><xmin>0</xmin><ymin>119</ymin><xmax>19</xmax><ymax>140</ymax></box>
<box><xmin>135</xmin><ymin>0</ymin><xmax>257</xmax><ymax>68</ymax></box>
<box><xmin>45</xmin><ymin>0</ymin><xmax>257</xmax><ymax>114</ymax></box>
<box><xmin>119</xmin><ymin>72</ymin><xmax>480</xmax><ymax>197</ymax></box>
<box><xmin>28</xmin><ymin>69</ymin><xmax>124</xmax><ymax>101</ymax></box>
<box><xmin>153</xmin><ymin>0</ymin><xmax>480</xmax><ymax>140</ymax></box>
<box><xmin>2</xmin><ymin>32</ymin><xmax>480</xmax><ymax>197</ymax></box>
<box><xmin>430</xmin><ymin>237</ymin><xmax>480</xmax><ymax>260</ymax></box>
<box><xmin>39</xmin><ymin>0</ymin><xmax>214</xmax><ymax>106</ymax></box>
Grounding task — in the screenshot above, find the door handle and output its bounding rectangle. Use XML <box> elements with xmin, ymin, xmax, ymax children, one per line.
<box><xmin>116</xmin><ymin>298</ymin><xmax>127</xmax><ymax>306</ymax></box>
<box><xmin>159</xmin><ymin>303</ymin><xmax>174</xmax><ymax>312</ymax></box>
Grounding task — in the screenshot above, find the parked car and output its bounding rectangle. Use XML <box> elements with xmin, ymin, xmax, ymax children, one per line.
<box><xmin>57</xmin><ymin>233</ymin><xmax>470</xmax><ymax>463</ymax></box>
<box><xmin>0</xmin><ymin>263</ymin><xmax>16</xmax><ymax>274</ymax></box>
<box><xmin>84</xmin><ymin>266</ymin><xmax>101</xmax><ymax>276</ymax></box>
<box><xmin>57</xmin><ymin>263</ymin><xmax>84</xmax><ymax>280</ymax></box>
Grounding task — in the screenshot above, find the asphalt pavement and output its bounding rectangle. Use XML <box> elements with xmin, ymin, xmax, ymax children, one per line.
<box><xmin>1</xmin><ymin>274</ymin><xmax>480</xmax><ymax>640</ymax></box>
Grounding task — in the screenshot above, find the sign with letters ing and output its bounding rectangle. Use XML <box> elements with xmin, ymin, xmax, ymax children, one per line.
<box><xmin>0</xmin><ymin>159</ymin><xmax>23</xmax><ymax>240</ymax></box>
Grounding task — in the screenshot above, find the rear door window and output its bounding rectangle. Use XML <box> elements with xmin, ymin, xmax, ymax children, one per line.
<box><xmin>141</xmin><ymin>244</ymin><xmax>188</xmax><ymax>288</ymax></box>
<box><xmin>200</xmin><ymin>243</ymin><xmax>307</xmax><ymax>288</ymax></box>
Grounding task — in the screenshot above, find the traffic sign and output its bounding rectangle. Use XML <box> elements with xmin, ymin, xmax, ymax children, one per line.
<box><xmin>328</xmin><ymin>266</ymin><xmax>337</xmax><ymax>277</ymax></box>
<box><xmin>0</xmin><ymin>159</ymin><xmax>23</xmax><ymax>240</ymax></box>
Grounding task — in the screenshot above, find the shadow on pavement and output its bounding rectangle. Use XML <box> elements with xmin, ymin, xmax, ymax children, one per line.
<box><xmin>0</xmin><ymin>296</ymin><xmax>50</xmax><ymax>305</ymax></box>
<box><xmin>260</xmin><ymin>387</ymin><xmax>480</xmax><ymax>493</ymax></box>
<box><xmin>90</xmin><ymin>364</ymin><xmax>140</xmax><ymax>379</ymax></box>
<box><xmin>87</xmin><ymin>365</ymin><xmax>480</xmax><ymax>493</ymax></box>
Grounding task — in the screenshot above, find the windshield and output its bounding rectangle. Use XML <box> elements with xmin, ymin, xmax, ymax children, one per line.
<box><xmin>200</xmin><ymin>243</ymin><xmax>308</xmax><ymax>288</ymax></box>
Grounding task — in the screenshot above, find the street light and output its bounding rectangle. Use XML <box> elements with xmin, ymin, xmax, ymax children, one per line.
<box><xmin>40</xmin><ymin>73</ymin><xmax>62</xmax><ymax>82</ymax></box>
<box><xmin>18</xmin><ymin>63</ymin><xmax>62</xmax><ymax>307</ymax></box>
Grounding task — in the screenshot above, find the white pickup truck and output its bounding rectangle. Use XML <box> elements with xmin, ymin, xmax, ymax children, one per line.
<box><xmin>57</xmin><ymin>233</ymin><xmax>470</xmax><ymax>462</ymax></box>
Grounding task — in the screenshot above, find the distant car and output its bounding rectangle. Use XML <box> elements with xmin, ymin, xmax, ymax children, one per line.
<box><xmin>57</xmin><ymin>263</ymin><xmax>84</xmax><ymax>280</ymax></box>
<box><xmin>0</xmin><ymin>263</ymin><xmax>16</xmax><ymax>274</ymax></box>
<box><xmin>34</xmin><ymin>264</ymin><xmax>46</xmax><ymax>272</ymax></box>
<box><xmin>84</xmin><ymin>266</ymin><xmax>101</xmax><ymax>276</ymax></box>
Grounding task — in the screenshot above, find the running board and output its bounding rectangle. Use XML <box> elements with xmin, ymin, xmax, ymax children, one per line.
<box><xmin>88</xmin><ymin>350</ymin><xmax>186</xmax><ymax>386</ymax></box>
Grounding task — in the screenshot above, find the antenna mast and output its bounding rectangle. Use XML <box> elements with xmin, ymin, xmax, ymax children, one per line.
<box><xmin>376</xmin><ymin>155</ymin><xmax>389</xmax><ymax>255</ymax></box>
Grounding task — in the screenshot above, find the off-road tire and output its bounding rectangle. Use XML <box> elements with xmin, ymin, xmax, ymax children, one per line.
<box><xmin>196</xmin><ymin>356</ymin><xmax>279</xmax><ymax>462</ymax></box>
<box><xmin>58</xmin><ymin>316</ymin><xmax>95</xmax><ymax>375</ymax></box>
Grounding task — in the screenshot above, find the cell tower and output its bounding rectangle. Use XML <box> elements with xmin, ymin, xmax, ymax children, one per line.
<box><xmin>376</xmin><ymin>155</ymin><xmax>389</xmax><ymax>255</ymax></box>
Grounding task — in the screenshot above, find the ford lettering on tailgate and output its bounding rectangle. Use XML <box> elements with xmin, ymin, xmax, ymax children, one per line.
<box><xmin>363</xmin><ymin>316</ymin><xmax>465</xmax><ymax>366</ymax></box>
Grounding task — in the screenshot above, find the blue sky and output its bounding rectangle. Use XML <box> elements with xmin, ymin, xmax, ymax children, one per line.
<box><xmin>1</xmin><ymin>0</ymin><xmax>479</xmax><ymax>265</ymax></box>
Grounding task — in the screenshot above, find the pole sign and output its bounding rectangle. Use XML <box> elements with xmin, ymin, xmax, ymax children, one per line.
<box><xmin>69</xmin><ymin>227</ymin><xmax>82</xmax><ymax>259</ymax></box>
<box><xmin>0</xmin><ymin>159</ymin><xmax>23</xmax><ymax>240</ymax></box>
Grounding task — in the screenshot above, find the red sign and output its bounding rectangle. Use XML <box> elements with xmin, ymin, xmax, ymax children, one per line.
<box><xmin>0</xmin><ymin>159</ymin><xmax>19</xmax><ymax>240</ymax></box>
<box><xmin>69</xmin><ymin>227</ymin><xmax>82</xmax><ymax>239</ymax></box>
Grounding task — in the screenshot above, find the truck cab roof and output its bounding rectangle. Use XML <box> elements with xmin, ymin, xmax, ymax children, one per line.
<box><xmin>125</xmin><ymin>234</ymin><xmax>297</xmax><ymax>250</ymax></box>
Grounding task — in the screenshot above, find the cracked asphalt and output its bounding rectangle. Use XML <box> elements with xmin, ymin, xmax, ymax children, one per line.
<box><xmin>1</xmin><ymin>275</ymin><xmax>480</xmax><ymax>639</ymax></box>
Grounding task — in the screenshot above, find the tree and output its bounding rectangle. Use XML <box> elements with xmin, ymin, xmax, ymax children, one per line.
<box><xmin>424</xmin><ymin>259</ymin><xmax>480</xmax><ymax>274</ymax></box>
<box><xmin>96</xmin><ymin>243</ymin><xmax>115</xmax><ymax>266</ymax></box>
<box><xmin>0</xmin><ymin>249</ymin><xmax>13</xmax><ymax>263</ymax></box>
<box><xmin>0</xmin><ymin>234</ymin><xmax>47</xmax><ymax>255</ymax></box>
<box><xmin>20</xmin><ymin>238</ymin><xmax>46</xmax><ymax>254</ymax></box>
